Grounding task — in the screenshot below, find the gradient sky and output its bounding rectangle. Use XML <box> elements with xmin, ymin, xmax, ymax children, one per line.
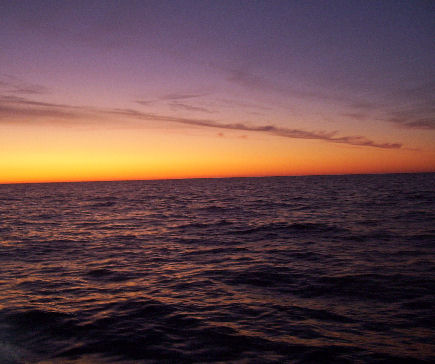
<box><xmin>1</xmin><ymin>0</ymin><xmax>434</xmax><ymax>183</ymax></box>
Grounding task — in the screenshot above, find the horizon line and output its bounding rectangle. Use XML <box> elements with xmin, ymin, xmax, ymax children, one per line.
<box><xmin>1</xmin><ymin>170</ymin><xmax>434</xmax><ymax>186</ymax></box>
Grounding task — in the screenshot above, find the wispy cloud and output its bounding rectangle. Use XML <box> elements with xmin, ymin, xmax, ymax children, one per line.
<box><xmin>218</xmin><ymin>98</ymin><xmax>272</xmax><ymax>111</ymax></box>
<box><xmin>392</xmin><ymin>81</ymin><xmax>435</xmax><ymax>101</ymax></box>
<box><xmin>0</xmin><ymin>75</ymin><xmax>48</xmax><ymax>95</ymax></box>
<box><xmin>135</xmin><ymin>92</ymin><xmax>212</xmax><ymax>112</ymax></box>
<box><xmin>385</xmin><ymin>108</ymin><xmax>435</xmax><ymax>130</ymax></box>
<box><xmin>107</xmin><ymin>107</ymin><xmax>402</xmax><ymax>149</ymax></box>
<box><xmin>345</xmin><ymin>99</ymin><xmax>435</xmax><ymax>130</ymax></box>
<box><xmin>135</xmin><ymin>100</ymin><xmax>154</xmax><ymax>106</ymax></box>
<box><xmin>0</xmin><ymin>95</ymin><xmax>95</xmax><ymax>123</ymax></box>
<box><xmin>226</xmin><ymin>67</ymin><xmax>435</xmax><ymax>133</ymax></box>
<box><xmin>383</xmin><ymin>82</ymin><xmax>435</xmax><ymax>130</ymax></box>
<box><xmin>158</xmin><ymin>92</ymin><xmax>209</xmax><ymax>101</ymax></box>
<box><xmin>342</xmin><ymin>112</ymin><xmax>368</xmax><ymax>121</ymax></box>
<box><xmin>168</xmin><ymin>102</ymin><xmax>214</xmax><ymax>113</ymax></box>
<box><xmin>0</xmin><ymin>94</ymin><xmax>402</xmax><ymax>149</ymax></box>
<box><xmin>225</xmin><ymin>67</ymin><xmax>344</xmax><ymax>103</ymax></box>
<box><xmin>343</xmin><ymin>81</ymin><xmax>435</xmax><ymax>130</ymax></box>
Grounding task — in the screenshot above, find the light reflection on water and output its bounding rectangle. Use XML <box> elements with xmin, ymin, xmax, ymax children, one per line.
<box><xmin>0</xmin><ymin>174</ymin><xmax>434</xmax><ymax>362</ymax></box>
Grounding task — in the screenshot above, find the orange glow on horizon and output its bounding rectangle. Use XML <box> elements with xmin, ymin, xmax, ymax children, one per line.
<box><xmin>1</xmin><ymin>118</ymin><xmax>434</xmax><ymax>184</ymax></box>
<box><xmin>1</xmin><ymin>134</ymin><xmax>434</xmax><ymax>184</ymax></box>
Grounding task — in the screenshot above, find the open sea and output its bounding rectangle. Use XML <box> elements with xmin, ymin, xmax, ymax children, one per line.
<box><xmin>0</xmin><ymin>173</ymin><xmax>434</xmax><ymax>363</ymax></box>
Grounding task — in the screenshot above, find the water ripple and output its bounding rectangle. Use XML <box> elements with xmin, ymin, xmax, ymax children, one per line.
<box><xmin>0</xmin><ymin>173</ymin><xmax>434</xmax><ymax>363</ymax></box>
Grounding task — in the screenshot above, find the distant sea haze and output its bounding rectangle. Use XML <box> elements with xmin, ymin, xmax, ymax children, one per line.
<box><xmin>0</xmin><ymin>173</ymin><xmax>434</xmax><ymax>363</ymax></box>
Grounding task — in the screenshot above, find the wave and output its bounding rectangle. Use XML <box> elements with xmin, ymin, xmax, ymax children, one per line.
<box><xmin>0</xmin><ymin>173</ymin><xmax>434</xmax><ymax>362</ymax></box>
<box><xmin>231</xmin><ymin>222</ymin><xmax>348</xmax><ymax>236</ymax></box>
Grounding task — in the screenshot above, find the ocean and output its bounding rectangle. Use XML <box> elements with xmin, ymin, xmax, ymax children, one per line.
<box><xmin>0</xmin><ymin>173</ymin><xmax>434</xmax><ymax>363</ymax></box>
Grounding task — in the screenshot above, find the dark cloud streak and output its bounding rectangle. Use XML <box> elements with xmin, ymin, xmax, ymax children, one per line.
<box><xmin>168</xmin><ymin>102</ymin><xmax>214</xmax><ymax>114</ymax></box>
<box><xmin>0</xmin><ymin>95</ymin><xmax>402</xmax><ymax>149</ymax></box>
<box><xmin>226</xmin><ymin>68</ymin><xmax>435</xmax><ymax>132</ymax></box>
<box><xmin>0</xmin><ymin>75</ymin><xmax>48</xmax><ymax>95</ymax></box>
<box><xmin>158</xmin><ymin>92</ymin><xmax>209</xmax><ymax>101</ymax></box>
<box><xmin>108</xmin><ymin>108</ymin><xmax>402</xmax><ymax>149</ymax></box>
<box><xmin>384</xmin><ymin>82</ymin><xmax>435</xmax><ymax>130</ymax></box>
<box><xmin>0</xmin><ymin>95</ymin><xmax>97</xmax><ymax>124</ymax></box>
<box><xmin>386</xmin><ymin>109</ymin><xmax>435</xmax><ymax>130</ymax></box>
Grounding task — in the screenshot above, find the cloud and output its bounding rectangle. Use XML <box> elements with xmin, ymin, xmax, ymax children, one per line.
<box><xmin>343</xmin><ymin>80</ymin><xmax>435</xmax><ymax>130</ymax></box>
<box><xmin>0</xmin><ymin>103</ymin><xmax>79</xmax><ymax>120</ymax></box>
<box><xmin>225</xmin><ymin>67</ymin><xmax>435</xmax><ymax>133</ymax></box>
<box><xmin>225</xmin><ymin>67</ymin><xmax>346</xmax><ymax>103</ymax></box>
<box><xmin>346</xmin><ymin>104</ymin><xmax>435</xmax><ymax>130</ymax></box>
<box><xmin>168</xmin><ymin>102</ymin><xmax>214</xmax><ymax>113</ymax></box>
<box><xmin>382</xmin><ymin>82</ymin><xmax>435</xmax><ymax>130</ymax></box>
<box><xmin>0</xmin><ymin>95</ymin><xmax>63</xmax><ymax>108</ymax></box>
<box><xmin>392</xmin><ymin>81</ymin><xmax>435</xmax><ymax>101</ymax></box>
<box><xmin>0</xmin><ymin>95</ymin><xmax>96</xmax><ymax>123</ymax></box>
<box><xmin>385</xmin><ymin>107</ymin><xmax>435</xmax><ymax>130</ymax></box>
<box><xmin>135</xmin><ymin>92</ymin><xmax>212</xmax><ymax>112</ymax></box>
<box><xmin>0</xmin><ymin>75</ymin><xmax>48</xmax><ymax>95</ymax></box>
<box><xmin>106</xmin><ymin>107</ymin><xmax>402</xmax><ymax>149</ymax></box>
<box><xmin>135</xmin><ymin>100</ymin><xmax>154</xmax><ymax>106</ymax></box>
<box><xmin>218</xmin><ymin>98</ymin><xmax>272</xmax><ymax>111</ymax></box>
<box><xmin>0</xmin><ymin>94</ymin><xmax>402</xmax><ymax>149</ymax></box>
<box><xmin>158</xmin><ymin>92</ymin><xmax>208</xmax><ymax>101</ymax></box>
<box><xmin>342</xmin><ymin>112</ymin><xmax>368</xmax><ymax>121</ymax></box>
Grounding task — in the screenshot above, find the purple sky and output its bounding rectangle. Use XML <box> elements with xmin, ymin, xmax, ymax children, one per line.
<box><xmin>1</xmin><ymin>1</ymin><xmax>434</xmax><ymax>181</ymax></box>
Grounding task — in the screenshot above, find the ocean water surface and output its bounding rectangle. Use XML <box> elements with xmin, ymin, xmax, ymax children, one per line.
<box><xmin>0</xmin><ymin>173</ymin><xmax>434</xmax><ymax>363</ymax></box>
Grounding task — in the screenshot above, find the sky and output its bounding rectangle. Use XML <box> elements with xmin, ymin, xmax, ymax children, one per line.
<box><xmin>0</xmin><ymin>0</ymin><xmax>434</xmax><ymax>183</ymax></box>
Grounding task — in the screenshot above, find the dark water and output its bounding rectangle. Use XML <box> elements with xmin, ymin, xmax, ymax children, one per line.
<box><xmin>0</xmin><ymin>173</ymin><xmax>434</xmax><ymax>363</ymax></box>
